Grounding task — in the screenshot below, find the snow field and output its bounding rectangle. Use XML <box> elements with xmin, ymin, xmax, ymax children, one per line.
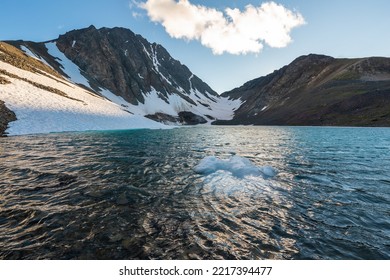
<box><xmin>1</xmin><ymin>41</ymin><xmax>242</xmax><ymax>135</ymax></box>
<box><xmin>0</xmin><ymin>60</ymin><xmax>167</xmax><ymax>135</ymax></box>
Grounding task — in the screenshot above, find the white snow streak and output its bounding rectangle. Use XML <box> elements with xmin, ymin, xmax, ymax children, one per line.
<box><xmin>20</xmin><ymin>46</ymin><xmax>40</xmax><ymax>60</ymax></box>
<box><xmin>188</xmin><ymin>74</ymin><xmax>194</xmax><ymax>89</ymax></box>
<box><xmin>45</xmin><ymin>42</ymin><xmax>91</xmax><ymax>88</ymax></box>
<box><xmin>97</xmin><ymin>86</ymin><xmax>241</xmax><ymax>123</ymax></box>
<box><xmin>20</xmin><ymin>46</ymin><xmax>51</xmax><ymax>67</ymax></box>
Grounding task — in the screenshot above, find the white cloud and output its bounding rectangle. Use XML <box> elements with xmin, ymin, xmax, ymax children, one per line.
<box><xmin>130</xmin><ymin>1</ymin><xmax>144</xmax><ymax>19</ymax></box>
<box><xmin>132</xmin><ymin>11</ymin><xmax>143</xmax><ymax>19</ymax></box>
<box><xmin>140</xmin><ymin>0</ymin><xmax>305</xmax><ymax>55</ymax></box>
<box><xmin>129</xmin><ymin>0</ymin><xmax>141</xmax><ymax>9</ymax></box>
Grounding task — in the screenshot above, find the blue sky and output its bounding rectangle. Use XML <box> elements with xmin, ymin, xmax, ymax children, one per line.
<box><xmin>1</xmin><ymin>0</ymin><xmax>390</xmax><ymax>93</ymax></box>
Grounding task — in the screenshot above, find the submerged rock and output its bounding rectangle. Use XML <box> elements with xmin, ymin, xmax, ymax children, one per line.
<box><xmin>178</xmin><ymin>111</ymin><xmax>207</xmax><ymax>125</ymax></box>
<box><xmin>116</xmin><ymin>193</ymin><xmax>129</xmax><ymax>205</ymax></box>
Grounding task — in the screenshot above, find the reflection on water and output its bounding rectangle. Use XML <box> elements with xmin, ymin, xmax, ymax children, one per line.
<box><xmin>0</xmin><ymin>126</ymin><xmax>390</xmax><ymax>259</ymax></box>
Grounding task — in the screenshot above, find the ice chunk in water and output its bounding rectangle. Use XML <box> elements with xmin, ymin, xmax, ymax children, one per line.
<box><xmin>194</xmin><ymin>156</ymin><xmax>277</xmax><ymax>178</ymax></box>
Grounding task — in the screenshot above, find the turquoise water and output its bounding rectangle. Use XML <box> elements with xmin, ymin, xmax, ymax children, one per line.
<box><xmin>0</xmin><ymin>126</ymin><xmax>389</xmax><ymax>259</ymax></box>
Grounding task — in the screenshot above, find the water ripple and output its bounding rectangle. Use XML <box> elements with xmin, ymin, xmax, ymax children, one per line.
<box><xmin>1</xmin><ymin>126</ymin><xmax>390</xmax><ymax>259</ymax></box>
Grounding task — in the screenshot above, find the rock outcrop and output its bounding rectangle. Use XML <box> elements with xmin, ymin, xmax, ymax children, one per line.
<box><xmin>54</xmin><ymin>26</ymin><xmax>218</xmax><ymax>105</ymax></box>
<box><xmin>0</xmin><ymin>100</ymin><xmax>16</xmax><ymax>136</ymax></box>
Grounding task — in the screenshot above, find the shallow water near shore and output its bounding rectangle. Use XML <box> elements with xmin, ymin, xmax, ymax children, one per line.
<box><xmin>0</xmin><ymin>126</ymin><xmax>389</xmax><ymax>259</ymax></box>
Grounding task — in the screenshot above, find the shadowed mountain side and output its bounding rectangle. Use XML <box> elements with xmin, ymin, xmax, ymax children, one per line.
<box><xmin>216</xmin><ymin>54</ymin><xmax>390</xmax><ymax>126</ymax></box>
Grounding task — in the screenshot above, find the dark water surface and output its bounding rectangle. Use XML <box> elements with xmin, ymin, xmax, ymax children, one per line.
<box><xmin>1</xmin><ymin>126</ymin><xmax>389</xmax><ymax>259</ymax></box>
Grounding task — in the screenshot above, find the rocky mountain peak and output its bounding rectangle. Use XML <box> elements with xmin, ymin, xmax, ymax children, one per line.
<box><xmin>54</xmin><ymin>26</ymin><xmax>217</xmax><ymax>105</ymax></box>
<box><xmin>291</xmin><ymin>53</ymin><xmax>334</xmax><ymax>64</ymax></box>
<box><xmin>5</xmin><ymin>26</ymin><xmax>240</xmax><ymax>127</ymax></box>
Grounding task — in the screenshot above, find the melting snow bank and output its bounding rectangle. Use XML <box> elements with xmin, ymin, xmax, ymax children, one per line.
<box><xmin>0</xmin><ymin>60</ymin><xmax>169</xmax><ymax>136</ymax></box>
<box><xmin>194</xmin><ymin>156</ymin><xmax>277</xmax><ymax>178</ymax></box>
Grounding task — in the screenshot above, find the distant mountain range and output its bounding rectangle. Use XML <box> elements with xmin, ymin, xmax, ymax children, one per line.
<box><xmin>1</xmin><ymin>26</ymin><xmax>390</xmax><ymax>136</ymax></box>
<box><xmin>217</xmin><ymin>54</ymin><xmax>390</xmax><ymax>126</ymax></box>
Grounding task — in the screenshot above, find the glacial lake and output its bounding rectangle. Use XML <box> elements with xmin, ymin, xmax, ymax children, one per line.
<box><xmin>0</xmin><ymin>126</ymin><xmax>389</xmax><ymax>259</ymax></box>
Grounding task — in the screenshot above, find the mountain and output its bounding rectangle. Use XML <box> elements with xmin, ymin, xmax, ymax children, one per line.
<box><xmin>0</xmin><ymin>40</ymin><xmax>169</xmax><ymax>136</ymax></box>
<box><xmin>0</xmin><ymin>26</ymin><xmax>240</xmax><ymax>136</ymax></box>
<box><xmin>7</xmin><ymin>26</ymin><xmax>241</xmax><ymax>124</ymax></box>
<box><xmin>2</xmin><ymin>26</ymin><xmax>390</xmax><ymax>136</ymax></box>
<box><xmin>216</xmin><ymin>54</ymin><xmax>390</xmax><ymax>126</ymax></box>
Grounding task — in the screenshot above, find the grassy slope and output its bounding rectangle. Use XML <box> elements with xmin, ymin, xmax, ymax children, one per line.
<box><xmin>218</xmin><ymin>55</ymin><xmax>390</xmax><ymax>126</ymax></box>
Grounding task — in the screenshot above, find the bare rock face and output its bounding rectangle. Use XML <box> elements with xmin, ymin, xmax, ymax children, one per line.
<box><xmin>218</xmin><ymin>54</ymin><xmax>390</xmax><ymax>126</ymax></box>
<box><xmin>144</xmin><ymin>113</ymin><xmax>179</xmax><ymax>124</ymax></box>
<box><xmin>221</xmin><ymin>54</ymin><xmax>336</xmax><ymax>115</ymax></box>
<box><xmin>178</xmin><ymin>111</ymin><xmax>207</xmax><ymax>125</ymax></box>
<box><xmin>145</xmin><ymin>111</ymin><xmax>207</xmax><ymax>125</ymax></box>
<box><xmin>0</xmin><ymin>100</ymin><xmax>16</xmax><ymax>137</ymax></box>
<box><xmin>55</xmin><ymin>26</ymin><xmax>217</xmax><ymax>105</ymax></box>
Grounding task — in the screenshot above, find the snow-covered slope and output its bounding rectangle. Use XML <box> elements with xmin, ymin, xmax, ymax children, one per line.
<box><xmin>1</xmin><ymin>26</ymin><xmax>242</xmax><ymax>135</ymax></box>
<box><xmin>43</xmin><ymin>41</ymin><xmax>241</xmax><ymax>124</ymax></box>
<box><xmin>0</xmin><ymin>48</ymin><xmax>167</xmax><ymax>135</ymax></box>
<box><xmin>8</xmin><ymin>26</ymin><xmax>242</xmax><ymax>125</ymax></box>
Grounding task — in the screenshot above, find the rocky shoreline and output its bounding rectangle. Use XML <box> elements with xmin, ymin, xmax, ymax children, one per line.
<box><xmin>0</xmin><ymin>100</ymin><xmax>16</xmax><ymax>136</ymax></box>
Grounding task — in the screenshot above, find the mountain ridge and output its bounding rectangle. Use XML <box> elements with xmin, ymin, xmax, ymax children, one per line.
<box><xmin>53</xmin><ymin>25</ymin><xmax>219</xmax><ymax>104</ymax></box>
<box><xmin>217</xmin><ymin>53</ymin><xmax>390</xmax><ymax>126</ymax></box>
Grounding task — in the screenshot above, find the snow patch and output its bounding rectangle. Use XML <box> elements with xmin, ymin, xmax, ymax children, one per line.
<box><xmin>149</xmin><ymin>44</ymin><xmax>174</xmax><ymax>85</ymax></box>
<box><xmin>136</xmin><ymin>88</ymin><xmax>188</xmax><ymax>116</ymax></box>
<box><xmin>150</xmin><ymin>45</ymin><xmax>160</xmax><ymax>71</ymax></box>
<box><xmin>187</xmin><ymin>89</ymin><xmax>242</xmax><ymax>122</ymax></box>
<box><xmin>20</xmin><ymin>46</ymin><xmax>51</xmax><ymax>67</ymax></box>
<box><xmin>142</xmin><ymin>43</ymin><xmax>151</xmax><ymax>59</ymax></box>
<box><xmin>129</xmin><ymin>87</ymin><xmax>241</xmax><ymax>122</ymax></box>
<box><xmin>45</xmin><ymin>42</ymin><xmax>91</xmax><ymax>88</ymax></box>
<box><xmin>194</xmin><ymin>156</ymin><xmax>277</xmax><ymax>178</ymax></box>
<box><xmin>188</xmin><ymin>74</ymin><xmax>194</xmax><ymax>89</ymax></box>
<box><xmin>20</xmin><ymin>46</ymin><xmax>40</xmax><ymax>60</ymax></box>
<box><xmin>134</xmin><ymin>43</ymin><xmax>241</xmax><ymax>122</ymax></box>
<box><xmin>98</xmin><ymin>88</ymin><xmax>130</xmax><ymax>107</ymax></box>
<box><xmin>72</xmin><ymin>40</ymin><xmax>76</xmax><ymax>48</ymax></box>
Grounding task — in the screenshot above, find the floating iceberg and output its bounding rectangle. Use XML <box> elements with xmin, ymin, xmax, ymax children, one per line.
<box><xmin>194</xmin><ymin>155</ymin><xmax>277</xmax><ymax>178</ymax></box>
